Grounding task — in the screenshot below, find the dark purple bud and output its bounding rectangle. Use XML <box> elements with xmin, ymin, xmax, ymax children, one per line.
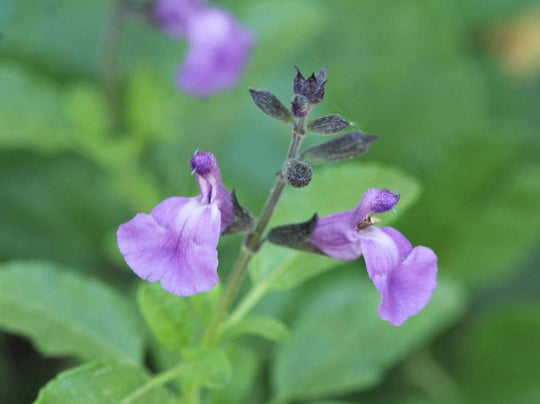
<box><xmin>267</xmin><ymin>213</ymin><xmax>323</xmax><ymax>254</ymax></box>
<box><xmin>282</xmin><ymin>159</ymin><xmax>313</xmax><ymax>188</ymax></box>
<box><xmin>290</xmin><ymin>94</ymin><xmax>310</xmax><ymax>118</ymax></box>
<box><xmin>249</xmin><ymin>88</ymin><xmax>293</xmax><ymax>123</ymax></box>
<box><xmin>307</xmin><ymin>114</ymin><xmax>350</xmax><ymax>135</ymax></box>
<box><xmin>293</xmin><ymin>66</ymin><xmax>327</xmax><ymax>104</ymax></box>
<box><xmin>221</xmin><ymin>190</ymin><xmax>255</xmax><ymax>235</ymax></box>
<box><xmin>293</xmin><ymin>66</ymin><xmax>306</xmax><ymax>94</ymax></box>
<box><xmin>300</xmin><ymin>131</ymin><xmax>378</xmax><ymax>165</ymax></box>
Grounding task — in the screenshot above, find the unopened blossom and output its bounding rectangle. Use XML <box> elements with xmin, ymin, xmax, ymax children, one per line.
<box><xmin>117</xmin><ymin>151</ymin><xmax>234</xmax><ymax>296</ymax></box>
<box><xmin>310</xmin><ymin>188</ymin><xmax>438</xmax><ymax>326</ymax></box>
<box><xmin>154</xmin><ymin>0</ymin><xmax>254</xmax><ymax>97</ymax></box>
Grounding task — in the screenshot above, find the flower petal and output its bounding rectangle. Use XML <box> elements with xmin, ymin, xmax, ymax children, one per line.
<box><xmin>154</xmin><ymin>0</ymin><xmax>206</xmax><ymax>38</ymax></box>
<box><xmin>117</xmin><ymin>197</ymin><xmax>221</xmax><ymax>296</ymax></box>
<box><xmin>359</xmin><ymin>226</ymin><xmax>438</xmax><ymax>326</ymax></box>
<box><xmin>352</xmin><ymin>188</ymin><xmax>400</xmax><ymax>224</ymax></box>
<box><xmin>177</xmin><ymin>8</ymin><xmax>254</xmax><ymax>97</ymax></box>
<box><xmin>309</xmin><ymin>210</ymin><xmax>362</xmax><ymax>261</ymax></box>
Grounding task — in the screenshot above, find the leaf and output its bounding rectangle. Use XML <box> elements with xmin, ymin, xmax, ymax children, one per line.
<box><xmin>222</xmin><ymin>316</ymin><xmax>290</xmax><ymax>343</ymax></box>
<box><xmin>0</xmin><ymin>151</ymin><xmax>127</xmax><ymax>267</ymax></box>
<box><xmin>137</xmin><ymin>283</ymin><xmax>194</xmax><ymax>352</ymax></box>
<box><xmin>207</xmin><ymin>345</ymin><xmax>259</xmax><ymax>404</ymax></box>
<box><xmin>460</xmin><ymin>302</ymin><xmax>540</xmax><ymax>404</ymax></box>
<box><xmin>0</xmin><ymin>260</ymin><xmax>144</xmax><ymax>362</ymax></box>
<box><xmin>125</xmin><ymin>68</ymin><xmax>186</xmax><ymax>142</ymax></box>
<box><xmin>182</xmin><ymin>347</ymin><xmax>232</xmax><ymax>389</ymax></box>
<box><xmin>0</xmin><ymin>63</ymin><xmax>70</xmax><ymax>153</ymax></box>
<box><xmin>271</xmin><ymin>267</ymin><xmax>466</xmax><ymax>402</ymax></box>
<box><xmin>244</xmin><ymin>0</ymin><xmax>325</xmax><ymax>68</ymax></box>
<box><xmin>0</xmin><ymin>0</ymin><xmax>181</xmax><ymax>77</ymax></box>
<box><xmin>34</xmin><ymin>361</ymin><xmax>176</xmax><ymax>404</ymax></box>
<box><xmin>250</xmin><ymin>163</ymin><xmax>421</xmax><ymax>290</ymax></box>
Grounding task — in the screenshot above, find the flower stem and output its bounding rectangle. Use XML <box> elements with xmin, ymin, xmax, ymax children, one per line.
<box><xmin>120</xmin><ymin>363</ymin><xmax>184</xmax><ymax>404</ymax></box>
<box><xmin>103</xmin><ymin>0</ymin><xmax>127</xmax><ymax>134</ymax></box>
<box><xmin>200</xmin><ymin>117</ymin><xmax>306</xmax><ymax>347</ymax></box>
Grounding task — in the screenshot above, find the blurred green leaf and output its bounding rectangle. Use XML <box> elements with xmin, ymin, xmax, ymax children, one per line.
<box><xmin>34</xmin><ymin>360</ymin><xmax>176</xmax><ymax>404</ymax></box>
<box><xmin>0</xmin><ymin>0</ymin><xmax>180</xmax><ymax>77</ymax></box>
<box><xmin>207</xmin><ymin>345</ymin><xmax>259</xmax><ymax>404</ymax></box>
<box><xmin>222</xmin><ymin>316</ymin><xmax>290</xmax><ymax>343</ymax></box>
<box><xmin>0</xmin><ymin>151</ymin><xmax>125</xmax><ymax>269</ymax></box>
<box><xmin>137</xmin><ymin>283</ymin><xmax>222</xmax><ymax>353</ymax></box>
<box><xmin>460</xmin><ymin>302</ymin><xmax>540</xmax><ymax>404</ymax></box>
<box><xmin>0</xmin><ymin>260</ymin><xmax>144</xmax><ymax>362</ymax></box>
<box><xmin>137</xmin><ymin>283</ymin><xmax>194</xmax><ymax>352</ymax></box>
<box><xmin>271</xmin><ymin>267</ymin><xmax>465</xmax><ymax>402</ymax></box>
<box><xmin>182</xmin><ymin>347</ymin><xmax>232</xmax><ymax>389</ymax></box>
<box><xmin>244</xmin><ymin>0</ymin><xmax>325</xmax><ymax>69</ymax></box>
<box><xmin>125</xmin><ymin>68</ymin><xmax>187</xmax><ymax>142</ymax></box>
<box><xmin>442</xmin><ymin>163</ymin><xmax>540</xmax><ymax>286</ymax></box>
<box><xmin>0</xmin><ymin>63</ymin><xmax>70</xmax><ymax>152</ymax></box>
<box><xmin>250</xmin><ymin>162</ymin><xmax>421</xmax><ymax>290</ymax></box>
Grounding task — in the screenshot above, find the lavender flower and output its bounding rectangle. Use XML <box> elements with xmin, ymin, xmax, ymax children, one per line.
<box><xmin>154</xmin><ymin>0</ymin><xmax>205</xmax><ymax>38</ymax></box>
<box><xmin>310</xmin><ymin>188</ymin><xmax>438</xmax><ymax>326</ymax></box>
<box><xmin>117</xmin><ymin>151</ymin><xmax>234</xmax><ymax>296</ymax></box>
<box><xmin>178</xmin><ymin>8</ymin><xmax>254</xmax><ymax>97</ymax></box>
<box><xmin>154</xmin><ymin>0</ymin><xmax>254</xmax><ymax>97</ymax></box>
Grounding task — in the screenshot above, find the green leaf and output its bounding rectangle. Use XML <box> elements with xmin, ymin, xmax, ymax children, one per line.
<box><xmin>460</xmin><ymin>302</ymin><xmax>540</xmax><ymax>404</ymax></box>
<box><xmin>125</xmin><ymin>68</ymin><xmax>186</xmax><ymax>142</ymax></box>
<box><xmin>0</xmin><ymin>63</ymin><xmax>70</xmax><ymax>153</ymax></box>
<box><xmin>182</xmin><ymin>347</ymin><xmax>232</xmax><ymax>389</ymax></box>
<box><xmin>137</xmin><ymin>283</ymin><xmax>222</xmax><ymax>353</ymax></box>
<box><xmin>250</xmin><ymin>163</ymin><xmax>421</xmax><ymax>290</ymax></box>
<box><xmin>244</xmin><ymin>0</ymin><xmax>325</xmax><ymax>68</ymax></box>
<box><xmin>271</xmin><ymin>266</ymin><xmax>465</xmax><ymax>402</ymax></box>
<box><xmin>437</xmin><ymin>163</ymin><xmax>540</xmax><ymax>286</ymax></box>
<box><xmin>0</xmin><ymin>260</ymin><xmax>144</xmax><ymax>362</ymax></box>
<box><xmin>222</xmin><ymin>316</ymin><xmax>290</xmax><ymax>343</ymax></box>
<box><xmin>34</xmin><ymin>361</ymin><xmax>176</xmax><ymax>404</ymax></box>
<box><xmin>207</xmin><ymin>345</ymin><xmax>258</xmax><ymax>404</ymax></box>
<box><xmin>137</xmin><ymin>283</ymin><xmax>194</xmax><ymax>352</ymax></box>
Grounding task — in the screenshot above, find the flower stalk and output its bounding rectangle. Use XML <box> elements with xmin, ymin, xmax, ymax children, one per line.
<box><xmin>201</xmin><ymin>117</ymin><xmax>306</xmax><ymax>347</ymax></box>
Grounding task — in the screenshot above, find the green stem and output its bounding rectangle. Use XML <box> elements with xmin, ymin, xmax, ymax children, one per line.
<box><xmin>103</xmin><ymin>0</ymin><xmax>127</xmax><ymax>134</ymax></box>
<box><xmin>200</xmin><ymin>119</ymin><xmax>305</xmax><ymax>346</ymax></box>
<box><xmin>188</xmin><ymin>117</ymin><xmax>306</xmax><ymax>403</ymax></box>
<box><xmin>227</xmin><ymin>251</ymin><xmax>298</xmax><ymax>325</ymax></box>
<box><xmin>120</xmin><ymin>364</ymin><xmax>184</xmax><ymax>404</ymax></box>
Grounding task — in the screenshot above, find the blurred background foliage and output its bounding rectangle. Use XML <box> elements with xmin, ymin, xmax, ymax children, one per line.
<box><xmin>1</xmin><ymin>0</ymin><xmax>540</xmax><ymax>403</ymax></box>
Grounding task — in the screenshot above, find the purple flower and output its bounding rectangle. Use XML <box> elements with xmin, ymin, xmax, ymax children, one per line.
<box><xmin>177</xmin><ymin>8</ymin><xmax>254</xmax><ymax>97</ymax></box>
<box><xmin>154</xmin><ymin>0</ymin><xmax>206</xmax><ymax>38</ymax></box>
<box><xmin>117</xmin><ymin>151</ymin><xmax>234</xmax><ymax>296</ymax></box>
<box><xmin>310</xmin><ymin>189</ymin><xmax>438</xmax><ymax>326</ymax></box>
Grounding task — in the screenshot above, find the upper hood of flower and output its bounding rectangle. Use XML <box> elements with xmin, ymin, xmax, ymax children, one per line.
<box><xmin>190</xmin><ymin>150</ymin><xmax>235</xmax><ymax>230</ymax></box>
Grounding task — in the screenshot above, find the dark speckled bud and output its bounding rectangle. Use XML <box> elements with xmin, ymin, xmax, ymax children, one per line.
<box><xmin>282</xmin><ymin>158</ymin><xmax>313</xmax><ymax>188</ymax></box>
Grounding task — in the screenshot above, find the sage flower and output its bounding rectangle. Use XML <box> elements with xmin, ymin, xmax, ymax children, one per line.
<box><xmin>310</xmin><ymin>188</ymin><xmax>438</xmax><ymax>326</ymax></box>
<box><xmin>117</xmin><ymin>151</ymin><xmax>234</xmax><ymax>296</ymax></box>
<box><xmin>154</xmin><ymin>0</ymin><xmax>254</xmax><ymax>96</ymax></box>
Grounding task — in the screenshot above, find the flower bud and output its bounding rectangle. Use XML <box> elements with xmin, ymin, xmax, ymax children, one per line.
<box><xmin>293</xmin><ymin>66</ymin><xmax>327</xmax><ymax>104</ymax></box>
<box><xmin>290</xmin><ymin>94</ymin><xmax>310</xmax><ymax>118</ymax></box>
<box><xmin>307</xmin><ymin>114</ymin><xmax>350</xmax><ymax>135</ymax></box>
<box><xmin>282</xmin><ymin>159</ymin><xmax>313</xmax><ymax>188</ymax></box>
<box><xmin>300</xmin><ymin>131</ymin><xmax>378</xmax><ymax>165</ymax></box>
<box><xmin>249</xmin><ymin>88</ymin><xmax>293</xmax><ymax>123</ymax></box>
